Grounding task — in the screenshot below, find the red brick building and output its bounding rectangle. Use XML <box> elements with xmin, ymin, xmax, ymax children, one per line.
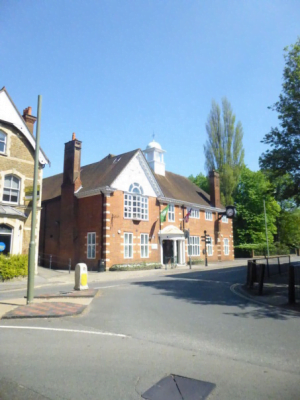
<box><xmin>39</xmin><ymin>135</ymin><xmax>234</xmax><ymax>270</ymax></box>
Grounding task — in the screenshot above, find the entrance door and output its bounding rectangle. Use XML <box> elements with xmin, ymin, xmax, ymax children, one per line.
<box><xmin>0</xmin><ymin>224</ymin><xmax>12</xmax><ymax>255</ymax></box>
<box><xmin>163</xmin><ymin>240</ymin><xmax>173</xmax><ymax>264</ymax></box>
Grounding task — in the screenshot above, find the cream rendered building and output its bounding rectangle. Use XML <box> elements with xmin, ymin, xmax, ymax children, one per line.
<box><xmin>0</xmin><ymin>87</ymin><xmax>49</xmax><ymax>272</ymax></box>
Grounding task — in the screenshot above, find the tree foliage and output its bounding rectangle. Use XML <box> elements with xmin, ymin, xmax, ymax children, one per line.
<box><xmin>233</xmin><ymin>167</ymin><xmax>280</xmax><ymax>246</ymax></box>
<box><xmin>204</xmin><ymin>97</ymin><xmax>244</xmax><ymax>205</ymax></box>
<box><xmin>188</xmin><ymin>173</ymin><xmax>210</xmax><ymax>194</ymax></box>
<box><xmin>278</xmin><ymin>208</ymin><xmax>300</xmax><ymax>249</ymax></box>
<box><xmin>259</xmin><ymin>38</ymin><xmax>300</xmax><ymax>204</ymax></box>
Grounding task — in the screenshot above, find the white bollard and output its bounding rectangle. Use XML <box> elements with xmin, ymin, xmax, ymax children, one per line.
<box><xmin>74</xmin><ymin>263</ymin><xmax>89</xmax><ymax>290</ymax></box>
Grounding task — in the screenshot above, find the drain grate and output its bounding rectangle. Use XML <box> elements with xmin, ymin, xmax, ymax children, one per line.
<box><xmin>142</xmin><ymin>374</ymin><xmax>216</xmax><ymax>400</ymax></box>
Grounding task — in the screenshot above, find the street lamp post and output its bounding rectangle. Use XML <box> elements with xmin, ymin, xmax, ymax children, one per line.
<box><xmin>27</xmin><ymin>95</ymin><xmax>42</xmax><ymax>304</ymax></box>
<box><xmin>263</xmin><ymin>199</ymin><xmax>270</xmax><ymax>257</ymax></box>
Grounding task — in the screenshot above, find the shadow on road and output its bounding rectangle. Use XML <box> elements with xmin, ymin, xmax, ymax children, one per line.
<box><xmin>132</xmin><ymin>268</ymin><xmax>300</xmax><ymax>321</ymax></box>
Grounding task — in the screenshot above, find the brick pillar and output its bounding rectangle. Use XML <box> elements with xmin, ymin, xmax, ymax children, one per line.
<box><xmin>102</xmin><ymin>194</ymin><xmax>111</xmax><ymax>270</ymax></box>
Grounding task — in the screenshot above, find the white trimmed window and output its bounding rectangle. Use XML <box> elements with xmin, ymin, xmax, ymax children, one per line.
<box><xmin>168</xmin><ymin>204</ymin><xmax>175</xmax><ymax>221</ymax></box>
<box><xmin>224</xmin><ymin>238</ymin><xmax>229</xmax><ymax>255</ymax></box>
<box><xmin>124</xmin><ymin>233</ymin><xmax>133</xmax><ymax>258</ymax></box>
<box><xmin>222</xmin><ymin>215</ymin><xmax>228</xmax><ymax>223</ymax></box>
<box><xmin>0</xmin><ymin>131</ymin><xmax>7</xmax><ymax>154</ymax></box>
<box><xmin>206</xmin><ymin>236</ymin><xmax>213</xmax><ymax>256</ymax></box>
<box><xmin>188</xmin><ymin>236</ymin><xmax>200</xmax><ymax>256</ymax></box>
<box><xmin>140</xmin><ymin>234</ymin><xmax>149</xmax><ymax>258</ymax></box>
<box><xmin>205</xmin><ymin>211</ymin><xmax>213</xmax><ymax>221</ymax></box>
<box><xmin>3</xmin><ymin>174</ymin><xmax>20</xmax><ymax>204</ymax></box>
<box><xmin>124</xmin><ymin>183</ymin><xmax>148</xmax><ymax>220</ymax></box>
<box><xmin>190</xmin><ymin>209</ymin><xmax>200</xmax><ymax>219</ymax></box>
<box><xmin>87</xmin><ymin>232</ymin><xmax>96</xmax><ymax>259</ymax></box>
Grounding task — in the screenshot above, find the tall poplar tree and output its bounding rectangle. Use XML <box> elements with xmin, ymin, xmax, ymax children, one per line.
<box><xmin>204</xmin><ymin>97</ymin><xmax>244</xmax><ymax>205</ymax></box>
<box><xmin>259</xmin><ymin>38</ymin><xmax>300</xmax><ymax>205</ymax></box>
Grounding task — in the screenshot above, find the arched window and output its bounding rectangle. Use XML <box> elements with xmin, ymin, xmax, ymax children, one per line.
<box><xmin>3</xmin><ymin>174</ymin><xmax>20</xmax><ymax>204</ymax></box>
<box><xmin>129</xmin><ymin>183</ymin><xmax>144</xmax><ymax>195</ymax></box>
<box><xmin>124</xmin><ymin>183</ymin><xmax>148</xmax><ymax>220</ymax></box>
<box><xmin>0</xmin><ymin>131</ymin><xmax>7</xmax><ymax>154</ymax></box>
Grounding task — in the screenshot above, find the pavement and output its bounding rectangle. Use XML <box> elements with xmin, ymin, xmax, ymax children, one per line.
<box><xmin>0</xmin><ymin>257</ymin><xmax>299</xmax><ymax>319</ymax></box>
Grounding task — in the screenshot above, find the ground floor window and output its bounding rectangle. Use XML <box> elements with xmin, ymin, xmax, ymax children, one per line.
<box><xmin>206</xmin><ymin>237</ymin><xmax>213</xmax><ymax>256</ymax></box>
<box><xmin>87</xmin><ymin>232</ymin><xmax>96</xmax><ymax>259</ymax></box>
<box><xmin>188</xmin><ymin>236</ymin><xmax>200</xmax><ymax>256</ymax></box>
<box><xmin>124</xmin><ymin>232</ymin><xmax>133</xmax><ymax>258</ymax></box>
<box><xmin>140</xmin><ymin>234</ymin><xmax>149</xmax><ymax>258</ymax></box>
<box><xmin>224</xmin><ymin>238</ymin><xmax>229</xmax><ymax>255</ymax></box>
<box><xmin>0</xmin><ymin>224</ymin><xmax>12</xmax><ymax>255</ymax></box>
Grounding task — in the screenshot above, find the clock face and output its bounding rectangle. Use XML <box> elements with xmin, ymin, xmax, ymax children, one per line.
<box><xmin>226</xmin><ymin>206</ymin><xmax>235</xmax><ymax>218</ymax></box>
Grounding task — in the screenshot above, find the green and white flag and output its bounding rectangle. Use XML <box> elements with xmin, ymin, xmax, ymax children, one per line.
<box><xmin>160</xmin><ymin>204</ymin><xmax>169</xmax><ymax>222</ymax></box>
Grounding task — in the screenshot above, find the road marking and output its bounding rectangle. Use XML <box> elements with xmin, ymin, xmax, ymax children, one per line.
<box><xmin>0</xmin><ymin>326</ymin><xmax>129</xmax><ymax>338</ymax></box>
<box><xmin>230</xmin><ymin>283</ymin><xmax>277</xmax><ymax>307</ymax></box>
<box><xmin>94</xmin><ymin>285</ymin><xmax>121</xmax><ymax>289</ymax></box>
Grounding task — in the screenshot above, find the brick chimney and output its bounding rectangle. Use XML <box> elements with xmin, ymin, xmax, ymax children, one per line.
<box><xmin>22</xmin><ymin>107</ymin><xmax>37</xmax><ymax>135</ymax></box>
<box><xmin>209</xmin><ymin>170</ymin><xmax>221</xmax><ymax>208</ymax></box>
<box><xmin>63</xmin><ymin>133</ymin><xmax>82</xmax><ymax>192</ymax></box>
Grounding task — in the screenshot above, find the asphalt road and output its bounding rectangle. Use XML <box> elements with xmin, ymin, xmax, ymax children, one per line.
<box><xmin>0</xmin><ymin>267</ymin><xmax>299</xmax><ymax>399</ymax></box>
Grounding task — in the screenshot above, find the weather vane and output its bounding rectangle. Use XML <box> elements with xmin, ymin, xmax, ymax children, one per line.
<box><xmin>152</xmin><ymin>132</ymin><xmax>155</xmax><ymax>141</ymax></box>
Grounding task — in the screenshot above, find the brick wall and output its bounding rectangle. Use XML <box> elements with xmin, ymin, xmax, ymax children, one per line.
<box><xmin>40</xmin><ymin>190</ymin><xmax>234</xmax><ymax>270</ymax></box>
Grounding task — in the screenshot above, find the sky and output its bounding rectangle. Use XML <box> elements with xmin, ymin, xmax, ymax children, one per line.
<box><xmin>1</xmin><ymin>0</ymin><xmax>299</xmax><ymax>179</ymax></box>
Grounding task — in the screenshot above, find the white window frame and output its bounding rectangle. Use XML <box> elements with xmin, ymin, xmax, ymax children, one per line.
<box><xmin>140</xmin><ymin>234</ymin><xmax>149</xmax><ymax>258</ymax></box>
<box><xmin>190</xmin><ymin>209</ymin><xmax>200</xmax><ymax>219</ymax></box>
<box><xmin>124</xmin><ymin>183</ymin><xmax>148</xmax><ymax>221</ymax></box>
<box><xmin>168</xmin><ymin>204</ymin><xmax>175</xmax><ymax>222</ymax></box>
<box><xmin>224</xmin><ymin>238</ymin><xmax>229</xmax><ymax>255</ymax></box>
<box><xmin>222</xmin><ymin>215</ymin><xmax>228</xmax><ymax>223</ymax></box>
<box><xmin>188</xmin><ymin>236</ymin><xmax>200</xmax><ymax>256</ymax></box>
<box><xmin>3</xmin><ymin>174</ymin><xmax>20</xmax><ymax>204</ymax></box>
<box><xmin>87</xmin><ymin>232</ymin><xmax>96</xmax><ymax>259</ymax></box>
<box><xmin>206</xmin><ymin>236</ymin><xmax>213</xmax><ymax>256</ymax></box>
<box><xmin>205</xmin><ymin>211</ymin><xmax>213</xmax><ymax>221</ymax></box>
<box><xmin>0</xmin><ymin>131</ymin><xmax>7</xmax><ymax>154</ymax></box>
<box><xmin>124</xmin><ymin>232</ymin><xmax>133</xmax><ymax>259</ymax></box>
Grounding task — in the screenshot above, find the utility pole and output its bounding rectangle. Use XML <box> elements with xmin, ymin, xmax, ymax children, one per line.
<box><xmin>27</xmin><ymin>95</ymin><xmax>42</xmax><ymax>304</ymax></box>
<box><xmin>263</xmin><ymin>199</ymin><xmax>269</xmax><ymax>258</ymax></box>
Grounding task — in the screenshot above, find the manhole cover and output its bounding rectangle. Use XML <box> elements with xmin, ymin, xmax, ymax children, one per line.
<box><xmin>142</xmin><ymin>374</ymin><xmax>216</xmax><ymax>400</ymax></box>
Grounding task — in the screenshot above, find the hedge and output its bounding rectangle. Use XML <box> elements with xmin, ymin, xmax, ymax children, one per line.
<box><xmin>109</xmin><ymin>262</ymin><xmax>162</xmax><ymax>271</ymax></box>
<box><xmin>0</xmin><ymin>254</ymin><xmax>28</xmax><ymax>281</ymax></box>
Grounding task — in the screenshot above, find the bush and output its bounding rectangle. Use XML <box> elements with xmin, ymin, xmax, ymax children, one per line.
<box><xmin>109</xmin><ymin>262</ymin><xmax>162</xmax><ymax>271</ymax></box>
<box><xmin>188</xmin><ymin>258</ymin><xmax>204</xmax><ymax>265</ymax></box>
<box><xmin>234</xmin><ymin>242</ymin><xmax>290</xmax><ymax>258</ymax></box>
<box><xmin>0</xmin><ymin>254</ymin><xmax>28</xmax><ymax>281</ymax></box>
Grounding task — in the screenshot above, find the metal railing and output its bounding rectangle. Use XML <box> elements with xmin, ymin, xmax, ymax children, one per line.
<box><xmin>38</xmin><ymin>253</ymin><xmax>72</xmax><ymax>274</ymax></box>
<box><xmin>288</xmin><ymin>263</ymin><xmax>300</xmax><ymax>304</ymax></box>
<box><xmin>246</xmin><ymin>255</ymin><xmax>290</xmax><ymax>296</ymax></box>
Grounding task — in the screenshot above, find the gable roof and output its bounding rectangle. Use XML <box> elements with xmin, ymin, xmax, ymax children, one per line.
<box><xmin>0</xmin><ymin>87</ymin><xmax>49</xmax><ymax>165</ymax></box>
<box><xmin>42</xmin><ymin>146</ymin><xmax>221</xmax><ymax>210</ymax></box>
<box><xmin>155</xmin><ymin>171</ymin><xmax>219</xmax><ymax>209</ymax></box>
<box><xmin>42</xmin><ymin>149</ymin><xmax>139</xmax><ymax>201</ymax></box>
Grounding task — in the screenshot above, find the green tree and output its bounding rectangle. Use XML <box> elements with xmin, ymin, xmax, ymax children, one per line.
<box><xmin>188</xmin><ymin>172</ymin><xmax>210</xmax><ymax>194</ymax></box>
<box><xmin>278</xmin><ymin>208</ymin><xmax>300</xmax><ymax>249</ymax></box>
<box><xmin>233</xmin><ymin>167</ymin><xmax>280</xmax><ymax>246</ymax></box>
<box><xmin>259</xmin><ymin>38</ymin><xmax>300</xmax><ymax>204</ymax></box>
<box><xmin>204</xmin><ymin>97</ymin><xmax>244</xmax><ymax>205</ymax></box>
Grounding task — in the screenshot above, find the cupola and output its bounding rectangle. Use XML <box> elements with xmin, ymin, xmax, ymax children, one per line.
<box><xmin>143</xmin><ymin>139</ymin><xmax>166</xmax><ymax>176</ymax></box>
